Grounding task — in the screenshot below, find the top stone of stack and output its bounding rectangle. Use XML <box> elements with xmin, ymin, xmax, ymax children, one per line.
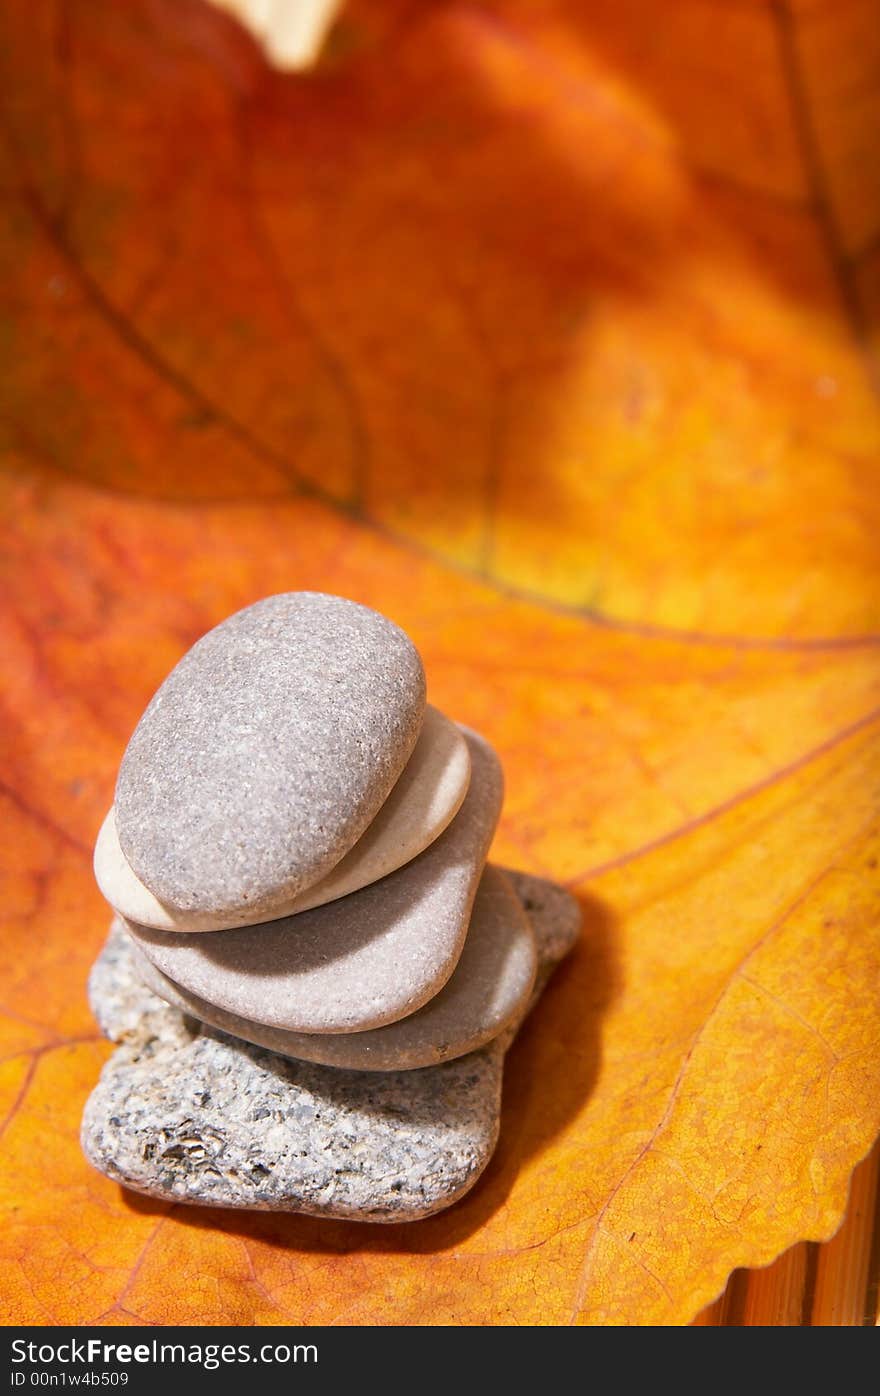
<box><xmin>113</xmin><ymin>593</ymin><xmax>427</xmax><ymax>924</ymax></box>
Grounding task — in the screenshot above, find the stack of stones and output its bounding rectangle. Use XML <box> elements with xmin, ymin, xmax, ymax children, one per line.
<box><xmin>82</xmin><ymin>593</ymin><xmax>579</xmax><ymax>1221</ymax></box>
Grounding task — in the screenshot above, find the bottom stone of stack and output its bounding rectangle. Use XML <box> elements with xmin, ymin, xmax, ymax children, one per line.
<box><xmin>80</xmin><ymin>871</ymin><xmax>579</xmax><ymax>1223</ymax></box>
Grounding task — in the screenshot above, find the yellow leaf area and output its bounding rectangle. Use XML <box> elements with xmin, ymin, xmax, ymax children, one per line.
<box><xmin>0</xmin><ymin>473</ymin><xmax>878</xmax><ymax>1325</ymax></box>
<box><xmin>0</xmin><ymin>0</ymin><xmax>879</xmax><ymax>1326</ymax></box>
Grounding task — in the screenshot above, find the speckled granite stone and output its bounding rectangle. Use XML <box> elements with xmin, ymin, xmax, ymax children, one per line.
<box><xmin>81</xmin><ymin>871</ymin><xmax>580</xmax><ymax>1221</ymax></box>
<box><xmin>95</xmin><ymin>707</ymin><xmax>471</xmax><ymax>932</ymax></box>
<box><xmin>114</xmin><ymin>593</ymin><xmax>426</xmax><ymax>920</ymax></box>
<box><xmin>126</xmin><ymin>730</ymin><xmax>503</xmax><ymax>1034</ymax></box>
<box><xmin>131</xmin><ymin>865</ymin><xmax>537</xmax><ymax>1071</ymax></box>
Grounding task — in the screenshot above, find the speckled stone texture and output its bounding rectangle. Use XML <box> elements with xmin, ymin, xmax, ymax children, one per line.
<box><xmin>126</xmin><ymin>729</ymin><xmax>503</xmax><ymax>1034</ymax></box>
<box><xmin>95</xmin><ymin>706</ymin><xmax>471</xmax><ymax>932</ymax></box>
<box><xmin>114</xmin><ymin>593</ymin><xmax>426</xmax><ymax>920</ymax></box>
<box><xmin>131</xmin><ymin>865</ymin><xmax>537</xmax><ymax>1071</ymax></box>
<box><xmin>81</xmin><ymin>871</ymin><xmax>580</xmax><ymax>1221</ymax></box>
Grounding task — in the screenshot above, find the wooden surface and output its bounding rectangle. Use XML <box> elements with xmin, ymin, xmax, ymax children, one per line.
<box><xmin>695</xmin><ymin>1137</ymin><xmax>880</xmax><ymax>1324</ymax></box>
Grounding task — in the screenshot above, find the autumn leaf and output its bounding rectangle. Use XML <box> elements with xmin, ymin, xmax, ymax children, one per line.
<box><xmin>1</xmin><ymin>0</ymin><xmax>879</xmax><ymax>1326</ymax></box>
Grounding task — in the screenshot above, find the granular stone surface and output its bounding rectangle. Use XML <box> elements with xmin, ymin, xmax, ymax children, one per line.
<box><xmin>81</xmin><ymin>871</ymin><xmax>580</xmax><ymax>1221</ymax></box>
<box><xmin>132</xmin><ymin>864</ymin><xmax>537</xmax><ymax>1071</ymax></box>
<box><xmin>114</xmin><ymin>592</ymin><xmax>426</xmax><ymax>921</ymax></box>
<box><xmin>126</xmin><ymin>729</ymin><xmax>503</xmax><ymax>1034</ymax></box>
<box><xmin>96</xmin><ymin>706</ymin><xmax>470</xmax><ymax>933</ymax></box>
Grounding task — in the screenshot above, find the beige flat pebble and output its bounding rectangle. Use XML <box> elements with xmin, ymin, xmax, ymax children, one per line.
<box><xmin>126</xmin><ymin>729</ymin><xmax>503</xmax><ymax>1034</ymax></box>
<box><xmin>95</xmin><ymin>706</ymin><xmax>470</xmax><ymax>932</ymax></box>
<box><xmin>131</xmin><ymin>865</ymin><xmax>537</xmax><ymax>1070</ymax></box>
<box><xmin>114</xmin><ymin>592</ymin><xmax>426</xmax><ymax>920</ymax></box>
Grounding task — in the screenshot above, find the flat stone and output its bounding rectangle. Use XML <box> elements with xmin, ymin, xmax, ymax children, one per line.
<box><xmin>95</xmin><ymin>706</ymin><xmax>470</xmax><ymax>932</ymax></box>
<box><xmin>114</xmin><ymin>593</ymin><xmax>426</xmax><ymax>921</ymax></box>
<box><xmin>131</xmin><ymin>865</ymin><xmax>537</xmax><ymax>1071</ymax></box>
<box><xmin>126</xmin><ymin>730</ymin><xmax>503</xmax><ymax>1033</ymax></box>
<box><xmin>81</xmin><ymin>871</ymin><xmax>580</xmax><ymax>1221</ymax></box>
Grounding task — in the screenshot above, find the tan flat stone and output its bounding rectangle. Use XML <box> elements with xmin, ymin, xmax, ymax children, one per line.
<box><xmin>131</xmin><ymin>865</ymin><xmax>537</xmax><ymax>1071</ymax></box>
<box><xmin>95</xmin><ymin>706</ymin><xmax>471</xmax><ymax>932</ymax></box>
<box><xmin>126</xmin><ymin>729</ymin><xmax>503</xmax><ymax>1034</ymax></box>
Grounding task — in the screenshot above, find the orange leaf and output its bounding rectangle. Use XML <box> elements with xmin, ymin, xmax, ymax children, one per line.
<box><xmin>0</xmin><ymin>0</ymin><xmax>878</xmax><ymax>1326</ymax></box>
